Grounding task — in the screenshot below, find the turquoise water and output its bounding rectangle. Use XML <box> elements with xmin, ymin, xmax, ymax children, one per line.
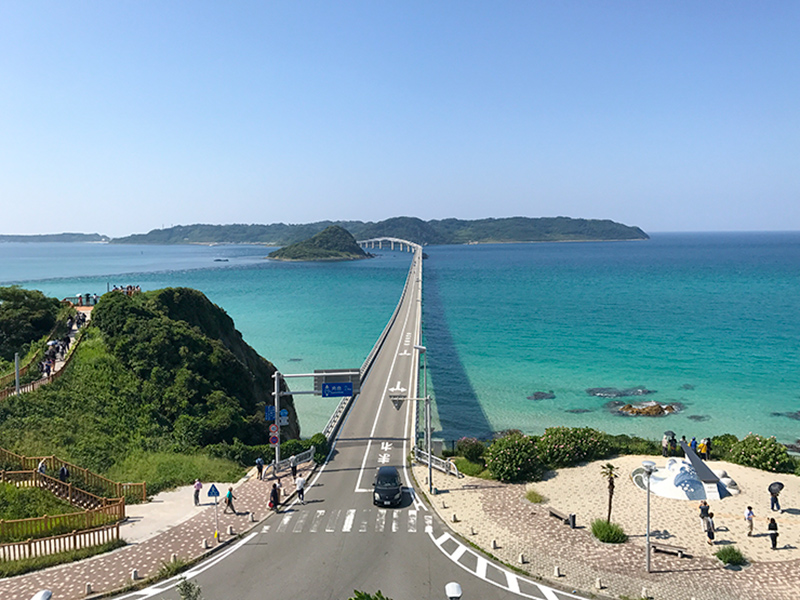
<box><xmin>3</xmin><ymin>233</ymin><xmax>800</xmax><ymax>444</ymax></box>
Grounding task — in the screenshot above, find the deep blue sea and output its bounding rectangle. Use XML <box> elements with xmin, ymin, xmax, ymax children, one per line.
<box><xmin>3</xmin><ymin>233</ymin><xmax>799</xmax><ymax>445</ymax></box>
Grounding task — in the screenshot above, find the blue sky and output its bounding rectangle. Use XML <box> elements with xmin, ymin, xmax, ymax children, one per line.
<box><xmin>2</xmin><ymin>2</ymin><xmax>798</xmax><ymax>236</ymax></box>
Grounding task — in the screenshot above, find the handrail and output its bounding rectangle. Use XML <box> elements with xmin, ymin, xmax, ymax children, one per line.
<box><xmin>413</xmin><ymin>447</ymin><xmax>463</xmax><ymax>479</ymax></box>
<box><xmin>322</xmin><ymin>396</ymin><xmax>354</xmax><ymax>441</ymax></box>
<box><xmin>0</xmin><ymin>521</ymin><xmax>120</xmax><ymax>562</ymax></box>
<box><xmin>272</xmin><ymin>446</ymin><xmax>315</xmax><ymax>477</ymax></box>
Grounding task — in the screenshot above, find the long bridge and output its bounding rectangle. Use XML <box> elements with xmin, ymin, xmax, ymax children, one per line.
<box><xmin>107</xmin><ymin>238</ymin><xmax>588</xmax><ymax>600</ymax></box>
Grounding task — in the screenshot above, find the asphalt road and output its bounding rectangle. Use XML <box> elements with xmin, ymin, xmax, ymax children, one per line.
<box><xmin>115</xmin><ymin>250</ymin><xmax>587</xmax><ymax>600</ymax></box>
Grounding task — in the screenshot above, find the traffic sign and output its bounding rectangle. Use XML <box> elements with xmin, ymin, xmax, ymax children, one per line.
<box><xmin>278</xmin><ymin>416</ymin><xmax>289</xmax><ymax>426</ymax></box>
<box><xmin>207</xmin><ymin>484</ymin><xmax>220</xmax><ymax>498</ymax></box>
<box><xmin>322</xmin><ymin>382</ymin><xmax>353</xmax><ymax>398</ymax></box>
<box><xmin>269</xmin><ymin>424</ymin><xmax>279</xmax><ymax>434</ymax></box>
<box><xmin>269</xmin><ymin>435</ymin><xmax>279</xmax><ymax>446</ymax></box>
<box><xmin>265</xmin><ymin>406</ymin><xmax>276</xmax><ymax>421</ymax></box>
<box><xmin>279</xmin><ymin>408</ymin><xmax>288</xmax><ymax>416</ymax></box>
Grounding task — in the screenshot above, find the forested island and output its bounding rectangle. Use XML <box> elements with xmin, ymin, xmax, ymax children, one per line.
<box><xmin>0</xmin><ymin>233</ymin><xmax>110</xmax><ymax>243</ymax></box>
<box><xmin>268</xmin><ymin>225</ymin><xmax>371</xmax><ymax>261</ymax></box>
<box><xmin>111</xmin><ymin>216</ymin><xmax>648</xmax><ymax>246</ymax></box>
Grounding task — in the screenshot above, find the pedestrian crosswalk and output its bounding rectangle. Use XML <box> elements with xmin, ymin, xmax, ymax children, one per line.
<box><xmin>260</xmin><ymin>508</ymin><xmax>432</xmax><ymax>536</ymax></box>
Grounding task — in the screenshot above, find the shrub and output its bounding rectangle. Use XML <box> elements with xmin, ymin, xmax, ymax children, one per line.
<box><xmin>309</xmin><ymin>432</ymin><xmax>329</xmax><ymax>464</ymax></box>
<box><xmin>453</xmin><ymin>457</ymin><xmax>488</xmax><ymax>477</ymax></box>
<box><xmin>525</xmin><ymin>488</ymin><xmax>546</xmax><ymax>504</ymax></box>
<box><xmin>710</xmin><ymin>433</ymin><xmax>739</xmax><ymax>459</ymax></box>
<box><xmin>605</xmin><ymin>433</ymin><xmax>660</xmax><ymax>456</ymax></box>
<box><xmin>727</xmin><ymin>434</ymin><xmax>795</xmax><ymax>473</ymax></box>
<box><xmin>590</xmin><ymin>518</ymin><xmax>627</xmax><ymax>543</ymax></box>
<box><xmin>536</xmin><ymin>427</ymin><xmax>610</xmax><ymax>469</ymax></box>
<box><xmin>484</xmin><ymin>432</ymin><xmax>543</xmax><ymax>482</ymax></box>
<box><xmin>715</xmin><ymin>545</ymin><xmax>747</xmax><ymax>566</ymax></box>
<box><xmin>455</xmin><ymin>437</ymin><xmax>485</xmax><ymax>463</ymax></box>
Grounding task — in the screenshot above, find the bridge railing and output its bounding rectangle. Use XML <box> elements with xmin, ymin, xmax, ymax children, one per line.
<box><xmin>322</xmin><ymin>395</ymin><xmax>354</xmax><ymax>441</ymax></box>
<box><xmin>413</xmin><ymin>447</ymin><xmax>463</xmax><ymax>479</ymax></box>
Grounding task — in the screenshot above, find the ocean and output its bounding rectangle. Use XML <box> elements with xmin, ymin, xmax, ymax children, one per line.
<box><xmin>2</xmin><ymin>232</ymin><xmax>799</xmax><ymax>445</ymax></box>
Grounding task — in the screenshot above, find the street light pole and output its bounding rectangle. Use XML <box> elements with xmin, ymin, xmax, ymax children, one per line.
<box><xmin>642</xmin><ymin>460</ymin><xmax>656</xmax><ymax>573</ymax></box>
<box><xmin>414</xmin><ymin>345</ymin><xmax>432</xmax><ymax>495</ymax></box>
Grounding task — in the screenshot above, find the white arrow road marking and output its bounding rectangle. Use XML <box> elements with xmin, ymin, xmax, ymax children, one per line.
<box><xmin>398</xmin><ymin>350</ymin><xmax>411</xmax><ymax>356</ymax></box>
<box><xmin>389</xmin><ymin>381</ymin><xmax>407</xmax><ymax>393</ymax></box>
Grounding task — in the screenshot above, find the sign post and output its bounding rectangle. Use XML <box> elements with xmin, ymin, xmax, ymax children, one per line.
<box><xmin>207</xmin><ymin>484</ymin><xmax>220</xmax><ymax>541</ymax></box>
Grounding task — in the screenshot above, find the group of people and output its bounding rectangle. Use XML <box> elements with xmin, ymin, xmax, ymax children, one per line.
<box><xmin>660</xmin><ymin>433</ymin><xmax>712</xmax><ymax>460</ymax></box>
<box><xmin>36</xmin><ymin>458</ymin><xmax>70</xmax><ymax>482</ymax></box>
<box><xmin>701</xmin><ymin>498</ymin><xmax>782</xmax><ymax>550</ymax></box>
<box><xmin>111</xmin><ymin>285</ymin><xmax>141</xmax><ymax>296</ymax></box>
<box><xmin>190</xmin><ymin>455</ymin><xmax>308</xmax><ymax>517</ymax></box>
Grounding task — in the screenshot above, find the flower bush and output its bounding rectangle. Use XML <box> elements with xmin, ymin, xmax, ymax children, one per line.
<box><xmin>536</xmin><ymin>427</ymin><xmax>611</xmax><ymax>469</ymax></box>
<box><xmin>484</xmin><ymin>432</ymin><xmax>543</xmax><ymax>482</ymax></box>
<box><xmin>727</xmin><ymin>434</ymin><xmax>795</xmax><ymax>473</ymax></box>
<box><xmin>455</xmin><ymin>437</ymin><xmax>486</xmax><ymax>463</ymax></box>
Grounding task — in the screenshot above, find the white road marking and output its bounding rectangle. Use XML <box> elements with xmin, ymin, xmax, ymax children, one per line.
<box><xmin>506</xmin><ymin>570</ymin><xmax>521</xmax><ymax>594</ymax></box>
<box><xmin>276</xmin><ymin>514</ymin><xmax>292</xmax><ymax>533</ymax></box>
<box><xmin>378</xmin><ymin>453</ymin><xmax>390</xmax><ymax>463</ymax></box>
<box><xmin>343</xmin><ymin>509</ymin><xmax>356</xmax><ymax>532</ymax></box>
<box><xmin>392</xmin><ymin>510</ymin><xmax>400</xmax><ymax>532</ymax></box>
<box><xmin>451</xmin><ymin>544</ymin><xmax>467</xmax><ymax>561</ymax></box>
<box><xmin>476</xmin><ymin>557</ymin><xmax>488</xmax><ymax>578</ymax></box>
<box><xmin>408</xmin><ymin>509</ymin><xmax>417</xmax><ymax>533</ymax></box>
<box><xmin>325</xmin><ymin>509</ymin><xmax>340</xmax><ymax>533</ymax></box>
<box><xmin>376</xmin><ymin>509</ymin><xmax>386</xmax><ymax>533</ymax></box>
<box><xmin>292</xmin><ymin>511</ymin><xmax>308</xmax><ymax>533</ymax></box>
<box><xmin>381</xmin><ymin>441</ymin><xmax>393</xmax><ymax>451</ymax></box>
<box><xmin>359</xmin><ymin>510</ymin><xmax>369</xmax><ymax>532</ymax></box>
<box><xmin>309</xmin><ymin>510</ymin><xmax>325</xmax><ymax>533</ymax></box>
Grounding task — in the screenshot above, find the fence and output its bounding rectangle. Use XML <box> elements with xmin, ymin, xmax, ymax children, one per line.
<box><xmin>0</xmin><ymin>522</ymin><xmax>120</xmax><ymax>562</ymax></box>
<box><xmin>0</xmin><ymin>448</ymin><xmax>146</xmax><ymax>504</ymax></box>
<box><xmin>413</xmin><ymin>447</ymin><xmax>463</xmax><ymax>479</ymax></box>
<box><xmin>272</xmin><ymin>446</ymin><xmax>315</xmax><ymax>477</ymax></box>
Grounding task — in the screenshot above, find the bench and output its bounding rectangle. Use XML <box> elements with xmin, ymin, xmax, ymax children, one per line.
<box><xmin>649</xmin><ymin>541</ymin><xmax>690</xmax><ymax>558</ymax></box>
<box><xmin>548</xmin><ymin>507</ymin><xmax>576</xmax><ymax>529</ymax></box>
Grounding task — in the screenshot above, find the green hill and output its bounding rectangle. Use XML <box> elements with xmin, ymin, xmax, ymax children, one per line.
<box><xmin>0</xmin><ymin>287</ymin><xmax>302</xmax><ymax>493</ymax></box>
<box><xmin>268</xmin><ymin>225</ymin><xmax>371</xmax><ymax>261</ymax></box>
<box><xmin>111</xmin><ymin>216</ymin><xmax>648</xmax><ymax>246</ymax></box>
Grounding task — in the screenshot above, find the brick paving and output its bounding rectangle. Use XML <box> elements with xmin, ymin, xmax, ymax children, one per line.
<box><xmin>0</xmin><ymin>470</ymin><xmax>300</xmax><ymax>600</ymax></box>
<box><xmin>414</xmin><ymin>462</ymin><xmax>800</xmax><ymax>600</ymax></box>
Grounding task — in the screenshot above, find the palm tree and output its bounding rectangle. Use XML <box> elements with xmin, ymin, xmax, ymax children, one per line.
<box><xmin>601</xmin><ymin>463</ymin><xmax>619</xmax><ymax>523</ymax></box>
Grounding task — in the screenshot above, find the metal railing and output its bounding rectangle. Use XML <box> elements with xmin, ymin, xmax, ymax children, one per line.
<box><xmin>322</xmin><ymin>396</ymin><xmax>354</xmax><ymax>441</ymax></box>
<box><xmin>0</xmin><ymin>522</ymin><xmax>120</xmax><ymax>562</ymax></box>
<box><xmin>413</xmin><ymin>447</ymin><xmax>463</xmax><ymax>478</ymax></box>
<box><xmin>272</xmin><ymin>446</ymin><xmax>315</xmax><ymax>477</ymax></box>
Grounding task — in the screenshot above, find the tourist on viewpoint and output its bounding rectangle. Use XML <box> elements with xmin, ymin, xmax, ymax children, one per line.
<box><xmin>745</xmin><ymin>506</ymin><xmax>755</xmax><ymax>536</ymax></box>
<box><xmin>768</xmin><ymin>518</ymin><xmax>779</xmax><ymax>549</ymax></box>
<box><xmin>295</xmin><ymin>472</ymin><xmax>306</xmax><ymax>505</ymax></box>
<box><xmin>269</xmin><ymin>483</ymin><xmax>280</xmax><ymax>512</ymax></box>
<box><xmin>224</xmin><ymin>487</ymin><xmax>237</xmax><ymax>514</ymax></box>
<box><xmin>256</xmin><ymin>456</ymin><xmax>264</xmax><ymax>480</ymax></box>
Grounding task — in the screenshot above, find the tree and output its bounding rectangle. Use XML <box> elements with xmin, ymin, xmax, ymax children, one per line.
<box><xmin>176</xmin><ymin>577</ymin><xmax>202</xmax><ymax>600</ymax></box>
<box><xmin>600</xmin><ymin>463</ymin><xmax>619</xmax><ymax>523</ymax></box>
<box><xmin>349</xmin><ymin>592</ymin><xmax>393</xmax><ymax>600</ymax></box>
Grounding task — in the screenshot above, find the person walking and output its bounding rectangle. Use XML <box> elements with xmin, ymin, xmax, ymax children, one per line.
<box><xmin>705</xmin><ymin>512</ymin><xmax>716</xmax><ymax>545</ymax></box>
<box><xmin>699</xmin><ymin>500</ymin><xmax>710</xmax><ymax>532</ymax></box>
<box><xmin>744</xmin><ymin>506</ymin><xmax>755</xmax><ymax>536</ymax></box>
<box><xmin>269</xmin><ymin>483</ymin><xmax>280</xmax><ymax>512</ymax></box>
<box><xmin>661</xmin><ymin>435</ymin><xmax>669</xmax><ymax>457</ymax></box>
<box><xmin>37</xmin><ymin>459</ymin><xmax>47</xmax><ymax>475</ymax></box>
<box><xmin>224</xmin><ymin>487</ymin><xmax>236</xmax><ymax>514</ymax></box>
<box><xmin>58</xmin><ymin>465</ymin><xmax>69</xmax><ymax>482</ymax></box>
<box><xmin>770</xmin><ymin>490</ymin><xmax>781</xmax><ymax>512</ymax></box>
<box><xmin>256</xmin><ymin>457</ymin><xmax>264</xmax><ymax>480</ymax></box>
<box><xmin>690</xmin><ymin>437</ymin><xmax>698</xmax><ymax>454</ymax></box>
<box><xmin>295</xmin><ymin>472</ymin><xmax>306</xmax><ymax>505</ymax></box>
<box><xmin>697</xmin><ymin>439</ymin><xmax>707</xmax><ymax>460</ymax></box>
<box><xmin>680</xmin><ymin>435</ymin><xmax>688</xmax><ymax>457</ymax></box>
<box><xmin>290</xmin><ymin>455</ymin><xmax>297</xmax><ymax>479</ymax></box>
<box><xmin>193</xmin><ymin>479</ymin><xmax>203</xmax><ymax>506</ymax></box>
<box><xmin>768</xmin><ymin>518</ymin><xmax>779</xmax><ymax>550</ymax></box>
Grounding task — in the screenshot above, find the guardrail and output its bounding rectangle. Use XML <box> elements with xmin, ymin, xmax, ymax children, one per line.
<box><xmin>413</xmin><ymin>447</ymin><xmax>463</xmax><ymax>479</ymax></box>
<box><xmin>322</xmin><ymin>395</ymin><xmax>355</xmax><ymax>441</ymax></box>
<box><xmin>0</xmin><ymin>522</ymin><xmax>120</xmax><ymax>562</ymax></box>
<box><xmin>272</xmin><ymin>446</ymin><xmax>315</xmax><ymax>477</ymax></box>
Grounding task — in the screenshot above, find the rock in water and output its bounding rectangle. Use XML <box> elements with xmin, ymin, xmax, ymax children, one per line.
<box><xmin>586</xmin><ymin>386</ymin><xmax>656</xmax><ymax>398</ymax></box>
<box><xmin>528</xmin><ymin>391</ymin><xmax>556</xmax><ymax>400</ymax></box>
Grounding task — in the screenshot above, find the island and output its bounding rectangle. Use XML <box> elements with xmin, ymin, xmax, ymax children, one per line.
<box><xmin>110</xmin><ymin>216</ymin><xmax>649</xmax><ymax>246</ymax></box>
<box><xmin>268</xmin><ymin>225</ymin><xmax>372</xmax><ymax>261</ymax></box>
<box><xmin>0</xmin><ymin>233</ymin><xmax>110</xmax><ymax>243</ymax></box>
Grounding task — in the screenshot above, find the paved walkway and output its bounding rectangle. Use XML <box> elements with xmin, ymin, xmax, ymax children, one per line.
<box><xmin>414</xmin><ymin>455</ymin><xmax>800</xmax><ymax>600</ymax></box>
<box><xmin>0</xmin><ymin>467</ymin><xmax>304</xmax><ymax>600</ymax></box>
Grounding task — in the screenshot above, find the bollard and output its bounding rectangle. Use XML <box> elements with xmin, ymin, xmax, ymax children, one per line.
<box><xmin>519</xmin><ymin>553</ymin><xmax>526</xmax><ymax>564</ymax></box>
<box><xmin>130</xmin><ymin>569</ymin><xmax>139</xmax><ymax>581</ymax></box>
<box><xmin>491</xmin><ymin>539</ymin><xmax>499</xmax><ymax>549</ymax></box>
<box><xmin>642</xmin><ymin>587</ymin><xmax>649</xmax><ymax>600</ymax></box>
<box><xmin>227</xmin><ymin>525</ymin><xmax>234</xmax><ymax>535</ymax></box>
<box><xmin>554</xmin><ymin>566</ymin><xmax>561</xmax><ymax>578</ymax></box>
<box><xmin>202</xmin><ymin>538</ymin><xmax>210</xmax><ymax>549</ymax></box>
<box><xmin>451</xmin><ymin>513</ymin><xmax>458</xmax><ymax>523</ymax></box>
<box><xmin>171</xmin><ymin>553</ymin><xmax>178</xmax><ymax>563</ymax></box>
<box><xmin>470</xmin><ymin>526</ymin><xmax>476</xmax><ymax>535</ymax></box>
<box><xmin>595</xmin><ymin>578</ymin><xmax>603</xmax><ymax>590</ymax></box>
<box><xmin>250</xmin><ymin>512</ymin><xmax>256</xmax><ymax>522</ymax></box>
<box><xmin>85</xmin><ymin>583</ymin><xmax>92</xmax><ymax>595</ymax></box>
<box><xmin>442</xmin><ymin>500</ymin><xmax>447</xmax><ymax>509</ymax></box>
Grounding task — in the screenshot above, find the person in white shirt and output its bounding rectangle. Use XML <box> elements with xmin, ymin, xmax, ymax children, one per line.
<box><xmin>295</xmin><ymin>473</ymin><xmax>306</xmax><ymax>505</ymax></box>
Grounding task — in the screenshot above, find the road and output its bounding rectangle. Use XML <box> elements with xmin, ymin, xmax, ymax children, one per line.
<box><xmin>117</xmin><ymin>249</ymin><xmax>587</xmax><ymax>600</ymax></box>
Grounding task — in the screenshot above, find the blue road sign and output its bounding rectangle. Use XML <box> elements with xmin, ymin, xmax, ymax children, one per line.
<box><xmin>322</xmin><ymin>382</ymin><xmax>353</xmax><ymax>398</ymax></box>
<box><xmin>207</xmin><ymin>484</ymin><xmax>220</xmax><ymax>497</ymax></box>
<box><xmin>279</xmin><ymin>408</ymin><xmax>289</xmax><ymax>416</ymax></box>
<box><xmin>265</xmin><ymin>406</ymin><xmax>276</xmax><ymax>421</ymax></box>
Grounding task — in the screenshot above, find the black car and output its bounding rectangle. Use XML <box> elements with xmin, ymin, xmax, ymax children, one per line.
<box><xmin>373</xmin><ymin>466</ymin><xmax>403</xmax><ymax>507</ymax></box>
